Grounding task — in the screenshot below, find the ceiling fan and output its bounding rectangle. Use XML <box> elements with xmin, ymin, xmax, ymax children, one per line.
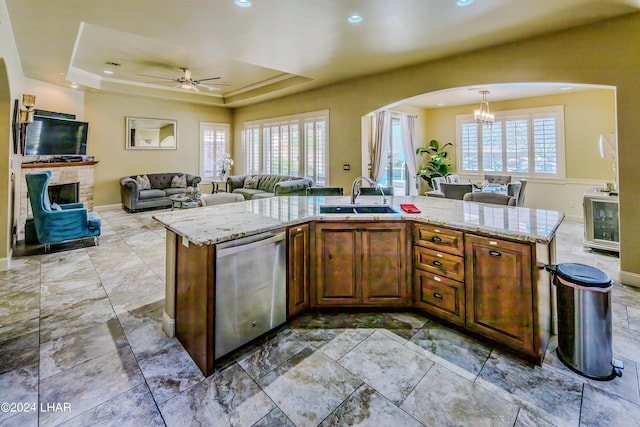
<box><xmin>139</xmin><ymin>67</ymin><xmax>229</xmax><ymax>92</ymax></box>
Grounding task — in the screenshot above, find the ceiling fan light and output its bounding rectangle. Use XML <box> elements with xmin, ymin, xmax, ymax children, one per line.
<box><xmin>181</xmin><ymin>81</ymin><xmax>192</xmax><ymax>89</ymax></box>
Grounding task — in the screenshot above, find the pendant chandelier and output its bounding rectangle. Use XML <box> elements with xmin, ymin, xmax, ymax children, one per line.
<box><xmin>474</xmin><ymin>90</ymin><xmax>495</xmax><ymax>124</ymax></box>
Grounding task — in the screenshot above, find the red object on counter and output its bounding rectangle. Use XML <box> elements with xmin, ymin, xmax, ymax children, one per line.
<box><xmin>400</xmin><ymin>204</ymin><xmax>421</xmax><ymax>213</ymax></box>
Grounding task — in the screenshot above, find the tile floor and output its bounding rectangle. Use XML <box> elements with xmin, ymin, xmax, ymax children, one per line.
<box><xmin>1</xmin><ymin>208</ymin><xmax>640</xmax><ymax>427</ymax></box>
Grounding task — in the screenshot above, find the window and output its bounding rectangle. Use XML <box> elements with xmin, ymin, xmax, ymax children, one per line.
<box><xmin>244</xmin><ymin>110</ymin><xmax>329</xmax><ymax>185</ymax></box>
<box><xmin>456</xmin><ymin>106</ymin><xmax>565</xmax><ymax>178</ymax></box>
<box><xmin>200</xmin><ymin>122</ymin><xmax>230</xmax><ymax>180</ymax></box>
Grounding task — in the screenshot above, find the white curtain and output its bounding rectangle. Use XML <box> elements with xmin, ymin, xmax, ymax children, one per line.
<box><xmin>400</xmin><ymin>114</ymin><xmax>418</xmax><ymax>195</ymax></box>
<box><xmin>371</xmin><ymin>111</ymin><xmax>391</xmax><ymax>182</ymax></box>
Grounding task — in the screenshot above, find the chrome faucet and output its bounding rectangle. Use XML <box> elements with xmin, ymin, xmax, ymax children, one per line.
<box><xmin>350</xmin><ymin>176</ymin><xmax>388</xmax><ymax>205</ymax></box>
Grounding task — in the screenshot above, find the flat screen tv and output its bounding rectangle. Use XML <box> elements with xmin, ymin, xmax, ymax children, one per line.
<box><xmin>24</xmin><ymin>116</ymin><xmax>88</xmax><ymax>156</ymax></box>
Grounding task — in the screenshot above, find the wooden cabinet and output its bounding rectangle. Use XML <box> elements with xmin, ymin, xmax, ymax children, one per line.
<box><xmin>465</xmin><ymin>234</ymin><xmax>534</xmax><ymax>354</ymax></box>
<box><xmin>287</xmin><ymin>224</ymin><xmax>310</xmax><ymax>318</ymax></box>
<box><xmin>414</xmin><ymin>270</ymin><xmax>465</xmax><ymax>326</ymax></box>
<box><xmin>174</xmin><ymin>234</ymin><xmax>215</xmax><ymax>375</ymax></box>
<box><xmin>361</xmin><ymin>223</ymin><xmax>409</xmax><ymax>305</ymax></box>
<box><xmin>413</xmin><ymin>224</ymin><xmax>466</xmax><ymax>326</ymax></box>
<box><xmin>312</xmin><ymin>222</ymin><xmax>408</xmax><ymax>307</ymax></box>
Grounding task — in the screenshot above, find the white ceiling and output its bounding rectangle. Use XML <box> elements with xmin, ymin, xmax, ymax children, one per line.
<box><xmin>7</xmin><ymin>0</ymin><xmax>640</xmax><ymax>107</ymax></box>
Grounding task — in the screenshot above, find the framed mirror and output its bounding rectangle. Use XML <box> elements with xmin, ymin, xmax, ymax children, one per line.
<box><xmin>125</xmin><ymin>116</ymin><xmax>177</xmax><ymax>150</ymax></box>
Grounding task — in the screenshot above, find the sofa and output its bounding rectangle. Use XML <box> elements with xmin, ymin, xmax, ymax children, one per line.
<box><xmin>120</xmin><ymin>173</ymin><xmax>201</xmax><ymax>212</ymax></box>
<box><xmin>228</xmin><ymin>174</ymin><xmax>312</xmax><ymax>200</ymax></box>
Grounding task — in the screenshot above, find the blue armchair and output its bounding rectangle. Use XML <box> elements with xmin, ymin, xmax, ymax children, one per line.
<box><xmin>25</xmin><ymin>171</ymin><xmax>102</xmax><ymax>252</ymax></box>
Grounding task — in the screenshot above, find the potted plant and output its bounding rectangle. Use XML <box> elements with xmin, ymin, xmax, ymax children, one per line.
<box><xmin>416</xmin><ymin>139</ymin><xmax>453</xmax><ymax>190</ymax></box>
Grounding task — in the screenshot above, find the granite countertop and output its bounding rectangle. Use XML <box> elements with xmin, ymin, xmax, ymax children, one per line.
<box><xmin>152</xmin><ymin>195</ymin><xmax>565</xmax><ymax>246</ymax></box>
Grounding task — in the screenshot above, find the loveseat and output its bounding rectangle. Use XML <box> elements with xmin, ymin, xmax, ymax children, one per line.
<box><xmin>120</xmin><ymin>173</ymin><xmax>201</xmax><ymax>212</ymax></box>
<box><xmin>228</xmin><ymin>174</ymin><xmax>312</xmax><ymax>200</ymax></box>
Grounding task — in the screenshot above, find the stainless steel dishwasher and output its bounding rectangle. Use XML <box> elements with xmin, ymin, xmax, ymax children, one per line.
<box><xmin>215</xmin><ymin>230</ymin><xmax>287</xmax><ymax>359</ymax></box>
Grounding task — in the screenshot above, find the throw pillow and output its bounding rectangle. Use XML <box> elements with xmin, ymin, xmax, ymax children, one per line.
<box><xmin>171</xmin><ymin>174</ymin><xmax>187</xmax><ymax>188</ymax></box>
<box><xmin>244</xmin><ymin>176</ymin><xmax>259</xmax><ymax>189</ymax></box>
<box><xmin>51</xmin><ymin>203</ymin><xmax>62</xmax><ymax>211</ymax></box>
<box><xmin>136</xmin><ymin>175</ymin><xmax>151</xmax><ymax>190</ymax></box>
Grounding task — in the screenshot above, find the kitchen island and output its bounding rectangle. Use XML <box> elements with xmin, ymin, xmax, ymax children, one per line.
<box><xmin>153</xmin><ymin>195</ymin><xmax>564</xmax><ymax>375</ymax></box>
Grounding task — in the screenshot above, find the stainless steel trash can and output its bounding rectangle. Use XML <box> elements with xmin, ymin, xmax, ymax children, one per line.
<box><xmin>546</xmin><ymin>263</ymin><xmax>623</xmax><ymax>380</ymax></box>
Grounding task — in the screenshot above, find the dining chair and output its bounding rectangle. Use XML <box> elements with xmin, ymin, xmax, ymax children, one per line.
<box><xmin>516</xmin><ymin>179</ymin><xmax>527</xmax><ymax>206</ymax></box>
<box><xmin>507</xmin><ymin>181</ymin><xmax>522</xmax><ymax>204</ymax></box>
<box><xmin>431</xmin><ymin>176</ymin><xmax>447</xmax><ymax>192</ymax></box>
<box><xmin>440</xmin><ymin>183</ymin><xmax>473</xmax><ymax>200</ymax></box>
<box><xmin>446</xmin><ymin>174</ymin><xmax>460</xmax><ymax>184</ymax></box>
<box><xmin>463</xmin><ymin>192</ymin><xmax>517</xmax><ymax>206</ymax></box>
<box><xmin>484</xmin><ymin>174</ymin><xmax>512</xmax><ymax>185</ymax></box>
<box><xmin>306</xmin><ymin>186</ymin><xmax>344</xmax><ymax>196</ymax></box>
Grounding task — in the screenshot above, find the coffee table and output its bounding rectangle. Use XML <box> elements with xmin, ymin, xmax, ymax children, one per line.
<box><xmin>168</xmin><ymin>194</ymin><xmax>200</xmax><ymax>210</ymax></box>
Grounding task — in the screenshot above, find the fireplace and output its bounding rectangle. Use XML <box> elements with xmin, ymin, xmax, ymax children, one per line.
<box><xmin>48</xmin><ymin>182</ymin><xmax>79</xmax><ymax>205</ymax></box>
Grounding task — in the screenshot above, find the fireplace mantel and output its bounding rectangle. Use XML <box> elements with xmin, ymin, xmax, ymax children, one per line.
<box><xmin>22</xmin><ymin>160</ymin><xmax>99</xmax><ymax>169</ymax></box>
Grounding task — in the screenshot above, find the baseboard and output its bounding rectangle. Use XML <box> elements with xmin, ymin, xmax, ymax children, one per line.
<box><xmin>620</xmin><ymin>270</ymin><xmax>640</xmax><ymax>288</ymax></box>
<box><xmin>0</xmin><ymin>256</ymin><xmax>9</xmax><ymax>272</ymax></box>
<box><xmin>162</xmin><ymin>312</ymin><xmax>175</xmax><ymax>337</ymax></box>
<box><xmin>94</xmin><ymin>203</ymin><xmax>122</xmax><ymax>212</ymax></box>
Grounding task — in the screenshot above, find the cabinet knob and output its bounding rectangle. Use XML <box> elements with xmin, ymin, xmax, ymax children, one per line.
<box><xmin>489</xmin><ymin>250</ymin><xmax>501</xmax><ymax>257</ymax></box>
<box><xmin>433</xmin><ymin>292</ymin><xmax>443</xmax><ymax>299</ymax></box>
<box><xmin>431</xmin><ymin>236</ymin><xmax>442</xmax><ymax>243</ymax></box>
<box><xmin>432</xmin><ymin>260</ymin><xmax>442</xmax><ymax>267</ymax></box>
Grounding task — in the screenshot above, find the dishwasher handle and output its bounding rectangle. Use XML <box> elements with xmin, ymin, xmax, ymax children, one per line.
<box><xmin>216</xmin><ymin>231</ymin><xmax>285</xmax><ymax>258</ymax></box>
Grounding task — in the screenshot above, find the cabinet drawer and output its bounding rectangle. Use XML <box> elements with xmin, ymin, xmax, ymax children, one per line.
<box><xmin>414</xmin><ymin>246</ymin><xmax>464</xmax><ymax>282</ymax></box>
<box><xmin>414</xmin><ymin>224</ymin><xmax>464</xmax><ymax>256</ymax></box>
<box><xmin>414</xmin><ymin>270</ymin><xmax>464</xmax><ymax>326</ymax></box>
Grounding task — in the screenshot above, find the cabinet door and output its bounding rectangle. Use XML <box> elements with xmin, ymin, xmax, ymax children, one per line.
<box><xmin>361</xmin><ymin>223</ymin><xmax>408</xmax><ymax>305</ymax></box>
<box><xmin>313</xmin><ymin>223</ymin><xmax>360</xmax><ymax>305</ymax></box>
<box><xmin>414</xmin><ymin>270</ymin><xmax>464</xmax><ymax>326</ymax></box>
<box><xmin>288</xmin><ymin>224</ymin><xmax>310</xmax><ymax>318</ymax></box>
<box><xmin>465</xmin><ymin>234</ymin><xmax>534</xmax><ymax>354</ymax></box>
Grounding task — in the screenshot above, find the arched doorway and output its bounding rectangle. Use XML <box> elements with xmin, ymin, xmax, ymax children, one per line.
<box><xmin>363</xmin><ymin>82</ymin><xmax>618</xmax><ymax>220</ymax></box>
<box><xmin>0</xmin><ymin>58</ymin><xmax>14</xmax><ymax>270</ymax></box>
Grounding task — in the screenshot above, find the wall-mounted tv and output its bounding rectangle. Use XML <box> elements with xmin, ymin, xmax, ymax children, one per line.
<box><xmin>24</xmin><ymin>116</ymin><xmax>88</xmax><ymax>156</ymax></box>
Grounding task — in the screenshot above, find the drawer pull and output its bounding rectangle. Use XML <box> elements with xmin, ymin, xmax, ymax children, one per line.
<box><xmin>432</xmin><ymin>260</ymin><xmax>442</xmax><ymax>267</ymax></box>
<box><xmin>489</xmin><ymin>250</ymin><xmax>501</xmax><ymax>257</ymax></box>
<box><xmin>433</xmin><ymin>292</ymin><xmax>443</xmax><ymax>299</ymax></box>
<box><xmin>431</xmin><ymin>236</ymin><xmax>442</xmax><ymax>243</ymax></box>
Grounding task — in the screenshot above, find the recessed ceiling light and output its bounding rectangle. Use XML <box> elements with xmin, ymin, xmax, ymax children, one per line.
<box><xmin>560</xmin><ymin>86</ymin><xmax>573</xmax><ymax>91</ymax></box>
<box><xmin>348</xmin><ymin>15</ymin><xmax>363</xmax><ymax>23</ymax></box>
<box><xmin>70</xmin><ymin>83</ymin><xmax>79</xmax><ymax>89</ymax></box>
<box><xmin>456</xmin><ymin>0</ymin><xmax>475</xmax><ymax>6</ymax></box>
<box><xmin>235</xmin><ymin>0</ymin><xmax>251</xmax><ymax>7</ymax></box>
<box><xmin>437</xmin><ymin>102</ymin><xmax>446</xmax><ymax>107</ymax></box>
<box><xmin>103</xmin><ymin>61</ymin><xmax>120</xmax><ymax>75</ymax></box>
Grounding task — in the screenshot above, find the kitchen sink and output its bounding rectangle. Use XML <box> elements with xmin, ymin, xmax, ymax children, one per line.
<box><xmin>319</xmin><ymin>205</ymin><xmax>399</xmax><ymax>214</ymax></box>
